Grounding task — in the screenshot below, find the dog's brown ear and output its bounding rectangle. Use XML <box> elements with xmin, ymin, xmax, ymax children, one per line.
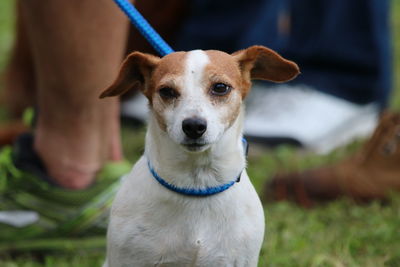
<box><xmin>232</xmin><ymin>45</ymin><xmax>299</xmax><ymax>83</ymax></box>
<box><xmin>100</xmin><ymin>52</ymin><xmax>160</xmax><ymax>98</ymax></box>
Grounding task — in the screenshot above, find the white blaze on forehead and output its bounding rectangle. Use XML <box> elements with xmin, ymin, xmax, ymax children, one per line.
<box><xmin>184</xmin><ymin>50</ymin><xmax>210</xmax><ymax>102</ymax></box>
<box><xmin>185</xmin><ymin>50</ymin><xmax>210</xmax><ymax>76</ymax></box>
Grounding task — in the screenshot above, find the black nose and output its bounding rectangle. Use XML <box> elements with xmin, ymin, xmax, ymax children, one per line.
<box><xmin>182</xmin><ymin>118</ymin><xmax>207</xmax><ymax>139</ymax></box>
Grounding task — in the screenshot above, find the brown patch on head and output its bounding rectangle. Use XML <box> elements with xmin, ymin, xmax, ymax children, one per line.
<box><xmin>148</xmin><ymin>51</ymin><xmax>187</xmax><ymax>100</ymax></box>
<box><xmin>149</xmin><ymin>52</ymin><xmax>187</xmax><ymax>131</ymax></box>
<box><xmin>203</xmin><ymin>50</ymin><xmax>244</xmax><ymax>128</ymax></box>
<box><xmin>205</xmin><ymin>50</ymin><xmax>244</xmax><ymax>98</ymax></box>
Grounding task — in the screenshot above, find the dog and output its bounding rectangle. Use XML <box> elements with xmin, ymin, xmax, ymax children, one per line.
<box><xmin>100</xmin><ymin>45</ymin><xmax>299</xmax><ymax>267</ymax></box>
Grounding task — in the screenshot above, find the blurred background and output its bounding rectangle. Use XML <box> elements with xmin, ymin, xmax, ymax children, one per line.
<box><xmin>0</xmin><ymin>0</ymin><xmax>399</xmax><ymax>266</ymax></box>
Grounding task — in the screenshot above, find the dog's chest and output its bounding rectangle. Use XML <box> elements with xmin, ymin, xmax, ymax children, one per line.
<box><xmin>111</xmin><ymin>200</ymin><xmax>248</xmax><ymax>266</ymax></box>
<box><xmin>109</xmin><ymin>192</ymin><xmax>262</xmax><ymax>267</ymax></box>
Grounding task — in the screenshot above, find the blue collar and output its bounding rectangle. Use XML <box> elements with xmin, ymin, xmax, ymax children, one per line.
<box><xmin>147</xmin><ymin>138</ymin><xmax>248</xmax><ymax>197</ymax></box>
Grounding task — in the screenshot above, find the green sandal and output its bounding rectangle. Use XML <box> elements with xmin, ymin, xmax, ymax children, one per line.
<box><xmin>0</xmin><ymin>133</ymin><xmax>131</xmax><ymax>252</ymax></box>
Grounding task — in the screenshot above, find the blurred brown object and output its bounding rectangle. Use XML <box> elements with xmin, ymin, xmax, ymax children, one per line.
<box><xmin>0</xmin><ymin>121</ymin><xmax>28</xmax><ymax>147</ymax></box>
<box><xmin>264</xmin><ymin>111</ymin><xmax>400</xmax><ymax>208</ymax></box>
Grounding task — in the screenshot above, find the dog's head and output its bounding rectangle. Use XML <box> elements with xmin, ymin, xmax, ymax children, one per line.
<box><xmin>101</xmin><ymin>46</ymin><xmax>299</xmax><ymax>152</ymax></box>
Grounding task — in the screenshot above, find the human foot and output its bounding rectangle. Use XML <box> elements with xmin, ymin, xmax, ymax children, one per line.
<box><xmin>34</xmin><ymin>100</ymin><xmax>123</xmax><ymax>190</ymax></box>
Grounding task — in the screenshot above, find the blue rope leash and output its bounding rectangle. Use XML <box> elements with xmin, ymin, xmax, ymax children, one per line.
<box><xmin>113</xmin><ymin>0</ymin><xmax>174</xmax><ymax>56</ymax></box>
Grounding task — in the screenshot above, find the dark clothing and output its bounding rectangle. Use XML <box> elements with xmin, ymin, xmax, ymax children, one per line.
<box><xmin>173</xmin><ymin>0</ymin><xmax>392</xmax><ymax>107</ymax></box>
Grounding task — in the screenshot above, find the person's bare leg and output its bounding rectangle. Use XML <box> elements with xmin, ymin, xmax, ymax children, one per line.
<box><xmin>20</xmin><ymin>0</ymin><xmax>128</xmax><ymax>189</ymax></box>
<box><xmin>3</xmin><ymin>2</ymin><xmax>36</xmax><ymax>118</ymax></box>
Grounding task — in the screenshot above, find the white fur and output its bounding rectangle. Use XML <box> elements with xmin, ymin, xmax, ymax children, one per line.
<box><xmin>104</xmin><ymin>51</ymin><xmax>265</xmax><ymax>267</ymax></box>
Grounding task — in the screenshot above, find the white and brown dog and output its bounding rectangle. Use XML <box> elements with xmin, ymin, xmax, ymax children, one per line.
<box><xmin>100</xmin><ymin>46</ymin><xmax>299</xmax><ymax>267</ymax></box>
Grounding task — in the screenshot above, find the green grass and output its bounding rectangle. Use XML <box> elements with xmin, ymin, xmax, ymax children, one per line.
<box><xmin>1</xmin><ymin>0</ymin><xmax>400</xmax><ymax>266</ymax></box>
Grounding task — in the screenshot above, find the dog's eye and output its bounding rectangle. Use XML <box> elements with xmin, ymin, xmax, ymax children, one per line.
<box><xmin>211</xmin><ymin>83</ymin><xmax>231</xmax><ymax>96</ymax></box>
<box><xmin>159</xmin><ymin>87</ymin><xmax>179</xmax><ymax>99</ymax></box>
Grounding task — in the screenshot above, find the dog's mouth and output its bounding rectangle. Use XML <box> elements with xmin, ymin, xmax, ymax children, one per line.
<box><xmin>182</xmin><ymin>141</ymin><xmax>209</xmax><ymax>152</ymax></box>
